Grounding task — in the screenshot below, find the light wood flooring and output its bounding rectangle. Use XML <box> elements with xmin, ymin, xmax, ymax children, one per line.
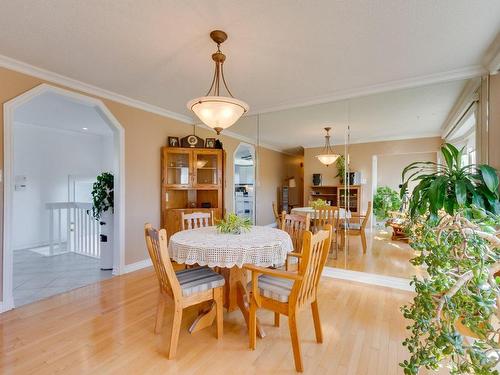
<box><xmin>0</xmin><ymin>266</ymin><xmax>441</xmax><ymax>375</ymax></box>
<box><xmin>326</xmin><ymin>228</ymin><xmax>427</xmax><ymax>279</ymax></box>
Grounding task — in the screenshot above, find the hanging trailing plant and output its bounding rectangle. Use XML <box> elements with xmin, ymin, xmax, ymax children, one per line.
<box><xmin>373</xmin><ymin>186</ymin><xmax>402</xmax><ymax>220</ymax></box>
<box><xmin>401</xmin><ymin>208</ymin><xmax>500</xmax><ymax>375</ymax></box>
<box><xmin>400</xmin><ymin>144</ymin><xmax>500</xmax><ymax>374</ymax></box>
<box><xmin>91</xmin><ymin>172</ymin><xmax>114</xmax><ymax>219</ymax></box>
<box><xmin>400</xmin><ymin>143</ymin><xmax>499</xmax><ymax>221</ymax></box>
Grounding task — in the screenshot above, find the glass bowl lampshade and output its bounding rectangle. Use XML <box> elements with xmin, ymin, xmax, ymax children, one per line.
<box><xmin>315</xmin><ymin>127</ymin><xmax>340</xmax><ymax>166</ymax></box>
<box><xmin>187</xmin><ymin>96</ymin><xmax>249</xmax><ymax>135</ymax></box>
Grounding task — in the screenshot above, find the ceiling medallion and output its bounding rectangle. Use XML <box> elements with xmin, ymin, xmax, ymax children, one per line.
<box><xmin>315</xmin><ymin>127</ymin><xmax>340</xmax><ymax>166</ymax></box>
<box><xmin>187</xmin><ymin>30</ymin><xmax>249</xmax><ymax>135</ymax></box>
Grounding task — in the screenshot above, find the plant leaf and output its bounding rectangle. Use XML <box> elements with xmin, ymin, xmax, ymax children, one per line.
<box><xmin>478</xmin><ymin>165</ymin><xmax>499</xmax><ymax>193</ymax></box>
<box><xmin>455</xmin><ymin>180</ymin><xmax>467</xmax><ymax>206</ymax></box>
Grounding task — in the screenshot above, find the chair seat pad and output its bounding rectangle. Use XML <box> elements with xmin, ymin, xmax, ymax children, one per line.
<box><xmin>248</xmin><ymin>274</ymin><xmax>294</xmax><ymax>303</ymax></box>
<box><xmin>175</xmin><ymin>267</ymin><xmax>225</xmax><ymax>297</ymax></box>
<box><xmin>340</xmin><ymin>222</ymin><xmax>361</xmax><ymax>230</ymax></box>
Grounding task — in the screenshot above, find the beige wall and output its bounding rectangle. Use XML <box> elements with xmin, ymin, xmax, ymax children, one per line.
<box><xmin>0</xmin><ymin>67</ymin><xmax>287</xmax><ymax>299</ymax></box>
<box><xmin>304</xmin><ymin>137</ymin><xmax>442</xmax><ymax>213</ymax></box>
<box><xmin>489</xmin><ymin>74</ymin><xmax>500</xmax><ymax>172</ymax></box>
<box><xmin>377</xmin><ymin>152</ymin><xmax>438</xmax><ymax>193</ymax></box>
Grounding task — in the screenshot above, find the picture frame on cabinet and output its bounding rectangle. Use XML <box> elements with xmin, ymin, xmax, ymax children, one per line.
<box><xmin>168</xmin><ymin>136</ymin><xmax>180</xmax><ymax>147</ymax></box>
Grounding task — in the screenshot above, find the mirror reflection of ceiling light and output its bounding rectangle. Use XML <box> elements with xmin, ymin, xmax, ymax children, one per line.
<box><xmin>315</xmin><ymin>127</ymin><xmax>340</xmax><ymax>166</ymax></box>
<box><xmin>82</xmin><ymin>127</ymin><xmax>88</xmax><ymax>130</ymax></box>
<box><xmin>196</xmin><ymin>160</ymin><xmax>208</xmax><ymax>168</ymax></box>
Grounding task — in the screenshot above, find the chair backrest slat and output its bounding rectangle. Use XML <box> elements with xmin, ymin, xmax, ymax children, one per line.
<box><xmin>181</xmin><ymin>211</ymin><xmax>214</xmax><ymax>231</ymax></box>
<box><xmin>144</xmin><ymin>223</ymin><xmax>182</xmax><ymax>300</ymax></box>
<box><xmin>272</xmin><ymin>202</ymin><xmax>281</xmax><ymax>227</ymax></box>
<box><xmin>281</xmin><ymin>211</ymin><xmax>310</xmax><ymax>253</ymax></box>
<box><xmin>361</xmin><ymin>201</ymin><xmax>372</xmax><ymax>229</ymax></box>
<box><xmin>290</xmin><ymin>225</ymin><xmax>332</xmax><ymax>309</ymax></box>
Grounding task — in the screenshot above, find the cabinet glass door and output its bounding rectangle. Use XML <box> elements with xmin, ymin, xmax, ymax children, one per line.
<box><xmin>194</xmin><ymin>151</ymin><xmax>220</xmax><ymax>187</ymax></box>
<box><xmin>165</xmin><ymin>150</ymin><xmax>191</xmax><ymax>186</ymax></box>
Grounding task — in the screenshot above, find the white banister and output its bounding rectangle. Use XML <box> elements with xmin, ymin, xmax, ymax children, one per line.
<box><xmin>45</xmin><ymin>202</ymin><xmax>100</xmax><ymax>258</ymax></box>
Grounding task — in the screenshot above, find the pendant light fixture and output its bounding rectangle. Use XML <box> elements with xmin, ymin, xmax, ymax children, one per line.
<box><xmin>187</xmin><ymin>30</ymin><xmax>249</xmax><ymax>135</ymax></box>
<box><xmin>315</xmin><ymin>127</ymin><xmax>340</xmax><ymax>166</ymax></box>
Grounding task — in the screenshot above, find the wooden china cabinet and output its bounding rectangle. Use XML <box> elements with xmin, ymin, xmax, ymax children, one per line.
<box><xmin>161</xmin><ymin>147</ymin><xmax>224</xmax><ymax>239</ymax></box>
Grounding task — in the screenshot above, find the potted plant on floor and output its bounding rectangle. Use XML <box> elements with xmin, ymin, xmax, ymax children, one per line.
<box><xmin>399</xmin><ymin>143</ymin><xmax>500</xmax><ymax>374</ymax></box>
<box><xmin>92</xmin><ymin>172</ymin><xmax>114</xmax><ymax>270</ymax></box>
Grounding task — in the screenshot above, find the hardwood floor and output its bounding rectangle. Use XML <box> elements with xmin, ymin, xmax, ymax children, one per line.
<box><xmin>326</xmin><ymin>228</ymin><xmax>427</xmax><ymax>279</ymax></box>
<box><xmin>0</xmin><ymin>266</ymin><xmax>438</xmax><ymax>374</ymax></box>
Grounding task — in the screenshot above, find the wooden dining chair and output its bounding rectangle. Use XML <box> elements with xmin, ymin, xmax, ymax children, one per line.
<box><xmin>181</xmin><ymin>211</ymin><xmax>214</xmax><ymax>230</ymax></box>
<box><xmin>144</xmin><ymin>223</ymin><xmax>225</xmax><ymax>359</ymax></box>
<box><xmin>245</xmin><ymin>225</ymin><xmax>333</xmax><ymax>372</ymax></box>
<box><xmin>338</xmin><ymin>201</ymin><xmax>372</xmax><ymax>254</ymax></box>
<box><xmin>281</xmin><ymin>211</ymin><xmax>310</xmax><ymax>271</ymax></box>
<box><xmin>272</xmin><ymin>202</ymin><xmax>282</xmax><ymax>227</ymax></box>
<box><xmin>311</xmin><ymin>206</ymin><xmax>337</xmax><ymax>233</ymax></box>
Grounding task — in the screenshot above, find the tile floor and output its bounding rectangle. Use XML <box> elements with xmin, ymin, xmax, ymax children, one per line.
<box><xmin>13</xmin><ymin>250</ymin><xmax>113</xmax><ymax>307</ymax></box>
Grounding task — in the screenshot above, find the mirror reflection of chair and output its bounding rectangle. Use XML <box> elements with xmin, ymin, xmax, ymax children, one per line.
<box><xmin>338</xmin><ymin>201</ymin><xmax>372</xmax><ymax>254</ymax></box>
<box><xmin>245</xmin><ymin>225</ymin><xmax>333</xmax><ymax>372</ymax></box>
<box><xmin>181</xmin><ymin>211</ymin><xmax>214</xmax><ymax>230</ymax></box>
<box><xmin>280</xmin><ymin>211</ymin><xmax>310</xmax><ymax>271</ymax></box>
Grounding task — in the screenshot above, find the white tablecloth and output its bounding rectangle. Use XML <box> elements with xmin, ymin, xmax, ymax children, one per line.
<box><xmin>168</xmin><ymin>226</ymin><xmax>293</xmax><ymax>268</ymax></box>
<box><xmin>291</xmin><ymin>207</ymin><xmax>352</xmax><ymax>219</ymax></box>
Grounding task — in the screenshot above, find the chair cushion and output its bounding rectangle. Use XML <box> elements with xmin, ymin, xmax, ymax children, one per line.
<box><xmin>340</xmin><ymin>222</ymin><xmax>361</xmax><ymax>230</ymax></box>
<box><xmin>175</xmin><ymin>267</ymin><xmax>225</xmax><ymax>297</ymax></box>
<box><xmin>248</xmin><ymin>274</ymin><xmax>294</xmax><ymax>303</ymax></box>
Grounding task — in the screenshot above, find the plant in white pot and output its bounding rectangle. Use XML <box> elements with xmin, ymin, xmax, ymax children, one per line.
<box><xmin>92</xmin><ymin>172</ymin><xmax>114</xmax><ymax>271</ymax></box>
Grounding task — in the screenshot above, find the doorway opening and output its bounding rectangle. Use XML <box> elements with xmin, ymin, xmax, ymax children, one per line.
<box><xmin>233</xmin><ymin>143</ymin><xmax>256</xmax><ymax>223</ymax></box>
<box><xmin>2</xmin><ymin>84</ymin><xmax>125</xmax><ymax>311</ymax></box>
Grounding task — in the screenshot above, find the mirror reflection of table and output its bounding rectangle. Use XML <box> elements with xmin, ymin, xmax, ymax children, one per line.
<box><xmin>168</xmin><ymin>226</ymin><xmax>293</xmax><ymax>337</ymax></box>
<box><xmin>291</xmin><ymin>206</ymin><xmax>352</xmax><ymax>219</ymax></box>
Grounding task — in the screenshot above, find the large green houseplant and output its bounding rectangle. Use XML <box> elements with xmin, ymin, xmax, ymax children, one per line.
<box><xmin>400</xmin><ymin>143</ymin><xmax>499</xmax><ymax>220</ymax></box>
<box><xmin>400</xmin><ymin>144</ymin><xmax>500</xmax><ymax>374</ymax></box>
<box><xmin>91</xmin><ymin>172</ymin><xmax>114</xmax><ymax>219</ymax></box>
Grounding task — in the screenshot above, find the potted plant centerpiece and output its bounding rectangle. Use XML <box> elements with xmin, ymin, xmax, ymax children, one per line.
<box><xmin>92</xmin><ymin>172</ymin><xmax>114</xmax><ymax>270</ymax></box>
<box><xmin>399</xmin><ymin>143</ymin><xmax>500</xmax><ymax>375</ymax></box>
<box><xmin>216</xmin><ymin>212</ymin><xmax>252</xmax><ymax>235</ymax></box>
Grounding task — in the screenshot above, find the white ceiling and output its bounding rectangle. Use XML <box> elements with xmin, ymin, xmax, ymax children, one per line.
<box><xmin>230</xmin><ymin>79</ymin><xmax>467</xmax><ymax>149</ymax></box>
<box><xmin>14</xmin><ymin>92</ymin><xmax>112</xmax><ymax>135</ymax></box>
<box><xmin>0</xmin><ymin>1</ymin><xmax>498</xmax><ymax>116</ymax></box>
<box><xmin>0</xmin><ymin>1</ymin><xmax>498</xmax><ymax>151</ymax></box>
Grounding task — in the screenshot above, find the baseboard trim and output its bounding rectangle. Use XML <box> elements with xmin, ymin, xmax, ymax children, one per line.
<box><xmin>123</xmin><ymin>258</ymin><xmax>152</xmax><ymax>274</ymax></box>
<box><xmin>0</xmin><ymin>298</ymin><xmax>14</xmax><ymax>313</ymax></box>
<box><xmin>322</xmin><ymin>267</ymin><xmax>414</xmax><ymax>291</ymax></box>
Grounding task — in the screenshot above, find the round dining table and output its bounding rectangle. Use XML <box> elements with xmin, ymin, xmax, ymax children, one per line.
<box><xmin>169</xmin><ymin>225</ymin><xmax>293</xmax><ymax>337</ymax></box>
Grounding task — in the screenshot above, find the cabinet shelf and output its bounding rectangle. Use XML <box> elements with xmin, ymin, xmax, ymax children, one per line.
<box><xmin>309</xmin><ymin>184</ymin><xmax>361</xmax><ymax>212</ymax></box>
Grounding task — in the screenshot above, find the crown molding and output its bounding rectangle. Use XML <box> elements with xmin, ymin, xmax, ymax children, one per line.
<box><xmin>483</xmin><ymin>33</ymin><xmax>500</xmax><ymax>75</ymax></box>
<box><xmin>0</xmin><ymin>54</ymin><xmax>194</xmax><ymax>124</ymax></box>
<box><xmin>302</xmin><ymin>132</ymin><xmax>442</xmax><ymax>149</ymax></box>
<box><xmin>249</xmin><ymin>65</ymin><xmax>486</xmax><ymax>116</ymax></box>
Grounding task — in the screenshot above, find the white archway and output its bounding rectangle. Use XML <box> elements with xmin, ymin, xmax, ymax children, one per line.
<box><xmin>2</xmin><ymin>83</ymin><xmax>125</xmax><ymax>312</ymax></box>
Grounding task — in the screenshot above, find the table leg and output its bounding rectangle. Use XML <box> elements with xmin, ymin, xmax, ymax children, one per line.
<box><xmin>189</xmin><ymin>301</ymin><xmax>216</xmax><ymax>334</ymax></box>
